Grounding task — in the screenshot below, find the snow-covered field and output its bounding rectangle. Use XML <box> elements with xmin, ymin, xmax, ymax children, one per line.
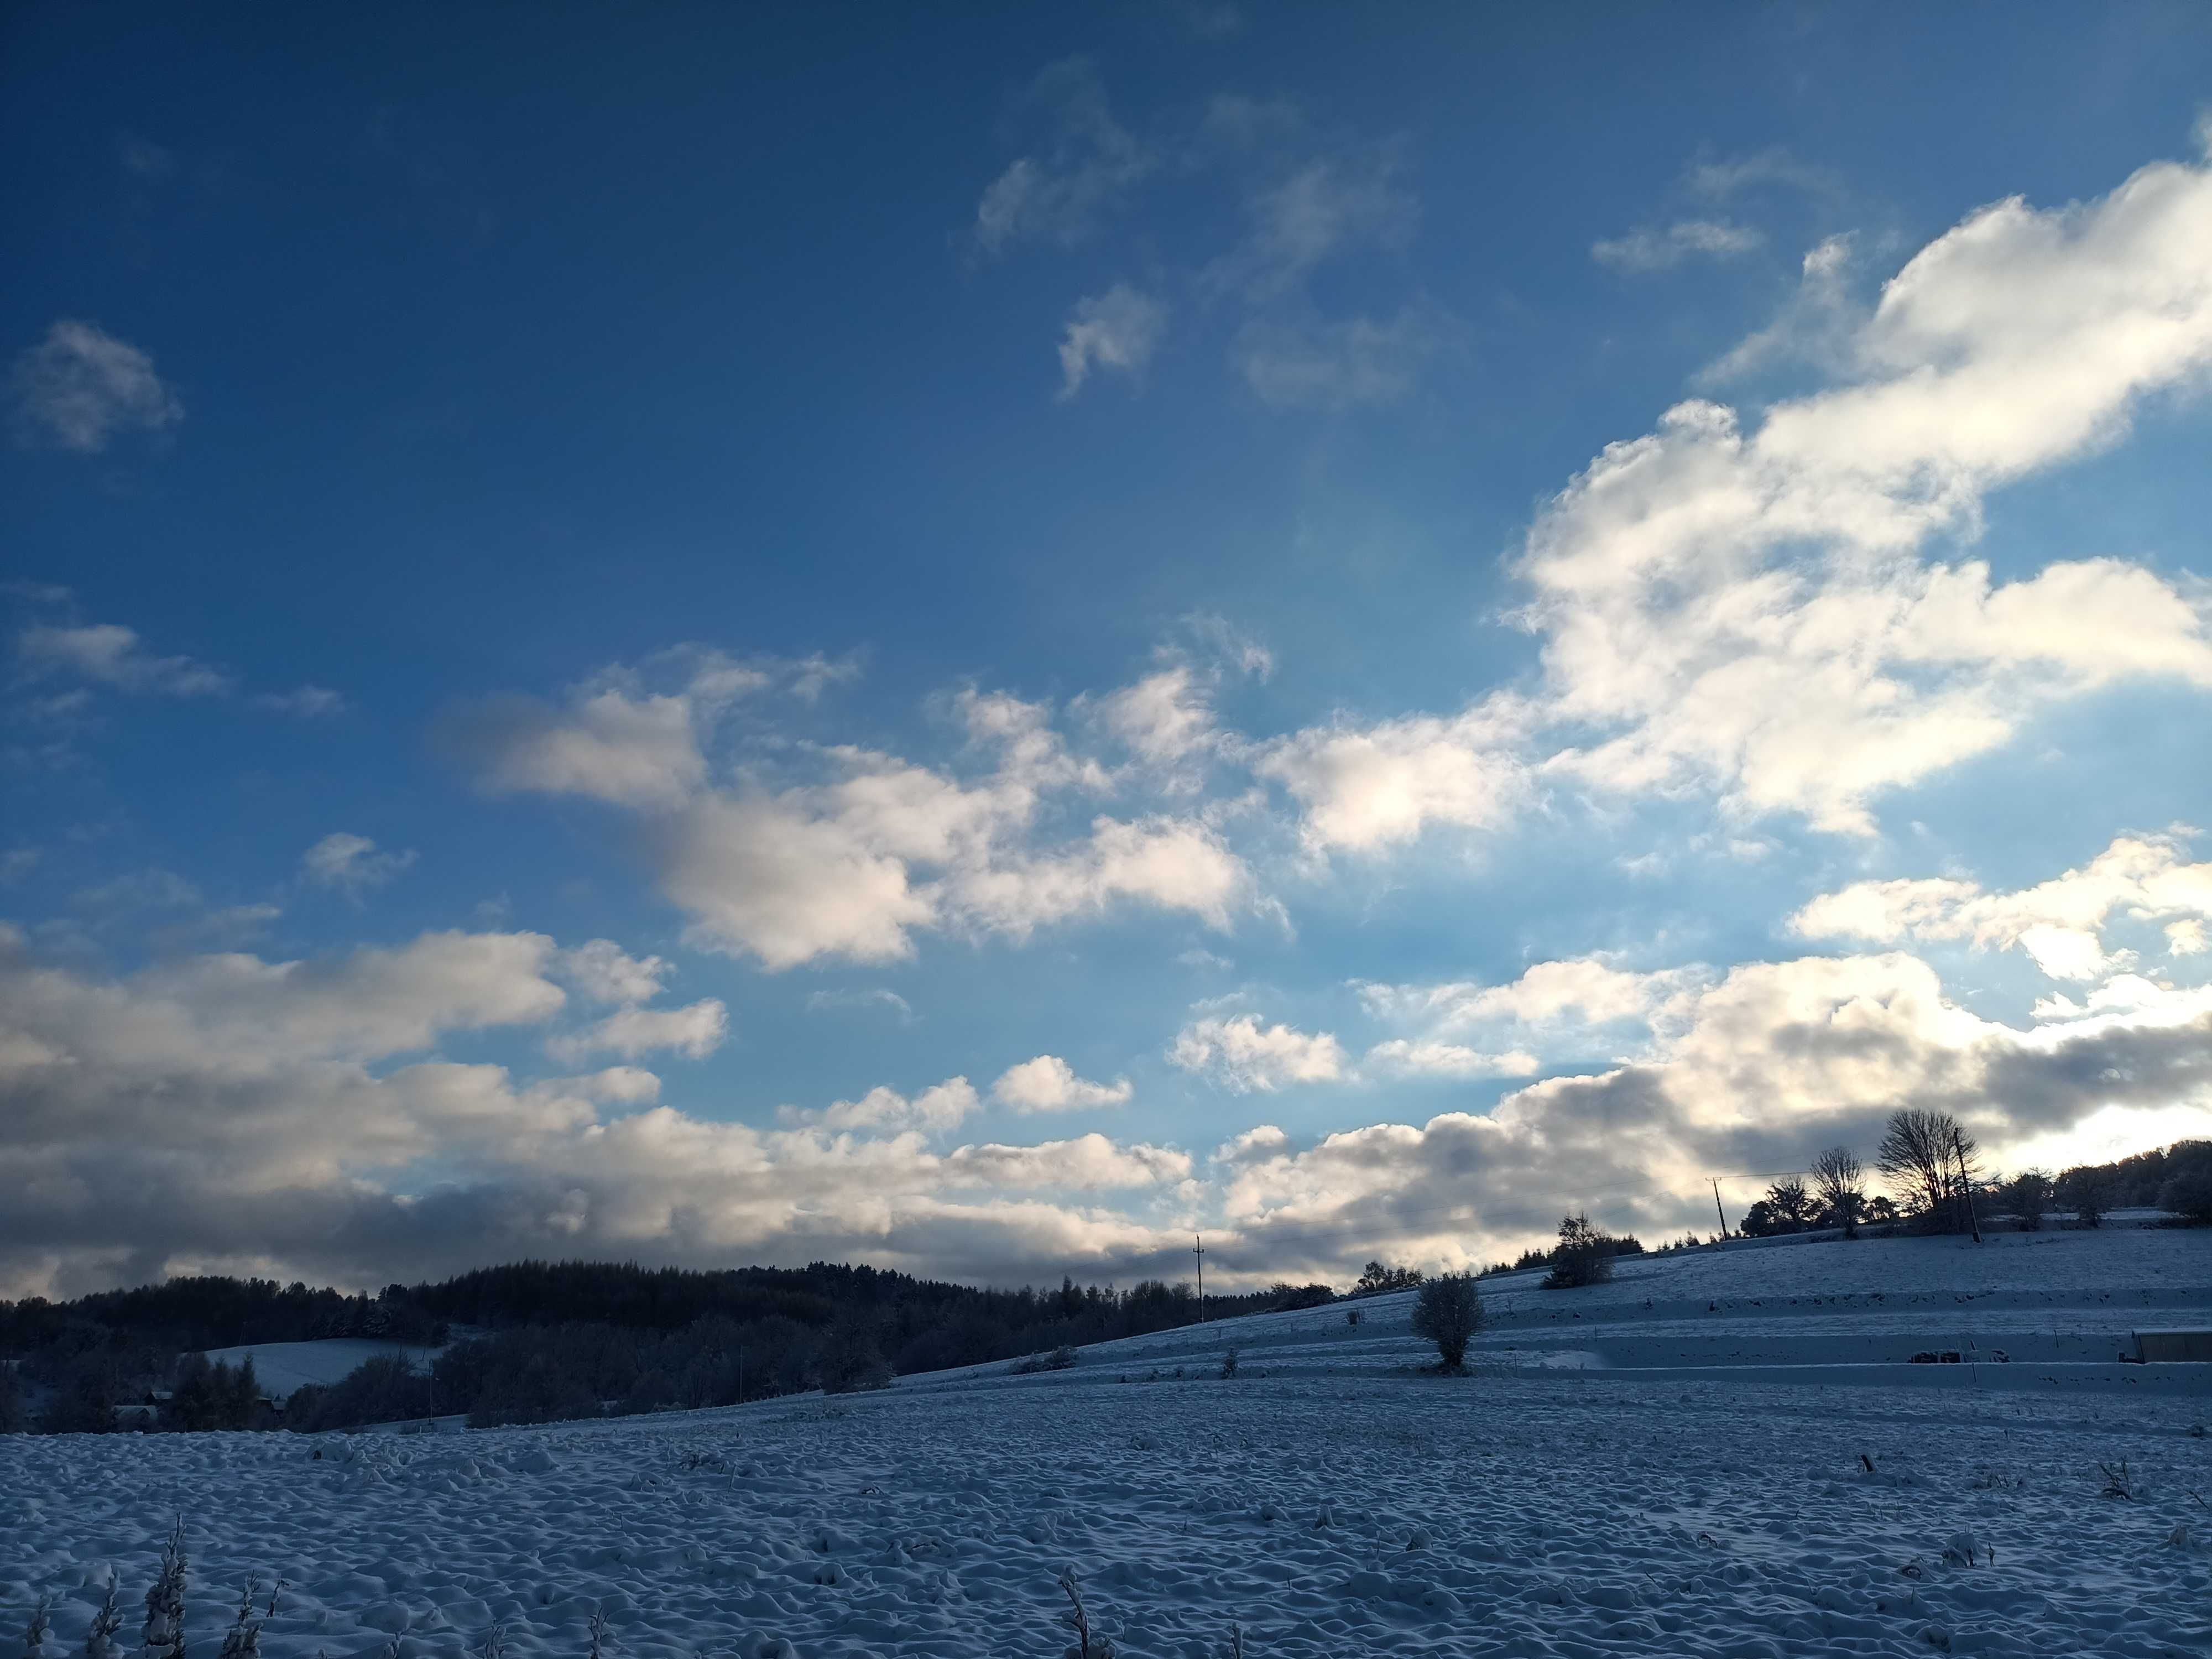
<box><xmin>8</xmin><ymin>1230</ymin><xmax>2212</xmax><ymax>1658</ymax></box>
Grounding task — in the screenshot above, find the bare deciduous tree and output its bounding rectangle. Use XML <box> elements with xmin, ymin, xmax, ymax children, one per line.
<box><xmin>1876</xmin><ymin>1109</ymin><xmax>1980</xmax><ymax>1232</ymax></box>
<box><xmin>1810</xmin><ymin>1147</ymin><xmax>1866</xmax><ymax>1237</ymax></box>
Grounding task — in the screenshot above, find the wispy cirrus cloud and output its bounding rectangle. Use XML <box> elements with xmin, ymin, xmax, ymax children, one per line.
<box><xmin>1591</xmin><ymin>219</ymin><xmax>1764</xmax><ymax>272</ymax></box>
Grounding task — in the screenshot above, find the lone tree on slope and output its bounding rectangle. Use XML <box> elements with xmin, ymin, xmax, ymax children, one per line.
<box><xmin>1810</xmin><ymin>1146</ymin><xmax>1866</xmax><ymax>1237</ymax></box>
<box><xmin>1411</xmin><ymin>1272</ymin><xmax>1484</xmax><ymax>1370</ymax></box>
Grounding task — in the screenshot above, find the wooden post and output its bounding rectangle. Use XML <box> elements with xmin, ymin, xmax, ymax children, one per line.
<box><xmin>1954</xmin><ymin>1130</ymin><xmax>1983</xmax><ymax>1243</ymax></box>
<box><xmin>1193</xmin><ymin>1233</ymin><xmax>1206</xmax><ymax>1322</ymax></box>
<box><xmin>1711</xmin><ymin>1177</ymin><xmax>1730</xmax><ymax>1241</ymax></box>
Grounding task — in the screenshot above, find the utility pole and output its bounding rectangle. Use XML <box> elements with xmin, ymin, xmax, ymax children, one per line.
<box><xmin>1710</xmin><ymin>1177</ymin><xmax>1731</xmax><ymax>1241</ymax></box>
<box><xmin>1953</xmin><ymin>1129</ymin><xmax>1983</xmax><ymax>1243</ymax></box>
<box><xmin>1193</xmin><ymin>1233</ymin><xmax>1206</xmax><ymax>1322</ymax></box>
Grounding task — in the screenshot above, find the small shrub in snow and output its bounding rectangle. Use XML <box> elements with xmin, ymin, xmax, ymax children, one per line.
<box><xmin>23</xmin><ymin>1595</ymin><xmax>51</xmax><ymax>1659</ymax></box>
<box><xmin>142</xmin><ymin>1517</ymin><xmax>187</xmax><ymax>1659</ymax></box>
<box><xmin>480</xmin><ymin>1623</ymin><xmax>507</xmax><ymax>1659</ymax></box>
<box><xmin>1218</xmin><ymin>1349</ymin><xmax>1239</xmax><ymax>1380</ymax></box>
<box><xmin>586</xmin><ymin>1605</ymin><xmax>611</xmax><ymax>1659</ymax></box>
<box><xmin>217</xmin><ymin>1577</ymin><xmax>262</xmax><ymax>1659</ymax></box>
<box><xmin>1411</xmin><ymin>1272</ymin><xmax>1484</xmax><ymax>1369</ymax></box>
<box><xmin>1056</xmin><ymin>1567</ymin><xmax>1113</xmax><ymax>1659</ymax></box>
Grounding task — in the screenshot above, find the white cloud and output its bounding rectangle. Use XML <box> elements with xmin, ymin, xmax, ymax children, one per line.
<box><xmin>0</xmin><ymin>932</ymin><xmax>1199</xmax><ymax>1298</ymax></box>
<box><xmin>793</xmin><ymin>1077</ymin><xmax>980</xmax><ymax>1134</ymax></box>
<box><xmin>1791</xmin><ymin>830</ymin><xmax>2212</xmax><ymax>980</ymax></box>
<box><xmin>1095</xmin><ymin>665</ymin><xmax>1216</xmax><ymax>764</ymax></box>
<box><xmin>301</xmin><ymin>833</ymin><xmax>417</xmax><ymax>899</ymax></box>
<box><xmin>1214</xmin><ymin>950</ymin><xmax>2212</xmax><ymax>1269</ymax></box>
<box><xmin>451</xmin><ymin>687</ymin><xmax>706</xmax><ymax>808</ymax></box>
<box><xmin>659</xmin><ymin>792</ymin><xmax>940</xmax><ymax>968</ymax></box>
<box><xmin>536</xmin><ymin>681</ymin><xmax>1253</xmax><ymax>968</ymax></box>
<box><xmin>804</xmin><ymin>986</ymin><xmax>916</xmax><ymax>1021</ymax></box>
<box><xmin>2171</xmin><ymin>920</ymin><xmax>2209</xmax><ymax>957</ymax></box>
<box><xmin>250</xmin><ymin>686</ymin><xmax>349</xmax><ymax>718</ymax></box>
<box><xmin>992</xmin><ymin>1054</ymin><xmax>1134</xmax><ymax>1113</ymax></box>
<box><xmin>1169</xmin><ymin>1013</ymin><xmax>1347</xmax><ymax>1092</ymax></box>
<box><xmin>1592</xmin><ymin>220</ymin><xmax>1764</xmax><ymax>272</ymax></box>
<box><xmin>1525</xmin><ymin>149</ymin><xmax>2212</xmax><ymax>834</ymax></box>
<box><xmin>1359</xmin><ymin>958</ymin><xmax>1705</xmax><ymax>1033</ymax></box>
<box><xmin>1684</xmin><ymin>148</ymin><xmax>1840</xmax><ymax>201</ymax></box>
<box><xmin>1232</xmin><ymin>305</ymin><xmax>1452</xmax><ymax>410</ymax></box>
<box><xmin>973</xmin><ymin>59</ymin><xmax>1151</xmax><ymax>255</ymax></box>
<box><xmin>1207</xmin><ymin>149</ymin><xmax>1419</xmax><ymax>301</ymax></box>
<box><xmin>1267</xmin><ymin>148</ymin><xmax>2212</xmax><ymax>856</ymax></box>
<box><xmin>18</xmin><ymin>623</ymin><xmax>232</xmax><ymax>697</ymax></box>
<box><xmin>557</xmin><ymin>939</ymin><xmax>671</xmax><ymax>1006</ymax></box>
<box><xmin>1361</xmin><ymin>1039</ymin><xmax>1540</xmax><ymax>1079</ymax></box>
<box><xmin>941</xmin><ymin>1133</ymin><xmax>1188</xmax><ymax>1190</ymax></box>
<box><xmin>1057</xmin><ymin>284</ymin><xmax>1168</xmax><ymax>398</ymax></box>
<box><xmin>545</xmin><ymin>999</ymin><xmax>728</xmax><ymax>1063</ymax></box>
<box><xmin>1258</xmin><ymin>703</ymin><xmax>1530</xmax><ymax>853</ymax></box>
<box><xmin>8</xmin><ymin>321</ymin><xmax>182</xmax><ymax>452</ymax></box>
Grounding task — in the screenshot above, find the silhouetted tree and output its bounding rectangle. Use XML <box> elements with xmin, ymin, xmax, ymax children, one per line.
<box><xmin>1809</xmin><ymin>1147</ymin><xmax>1866</xmax><ymax>1237</ymax></box>
<box><xmin>1544</xmin><ymin>1213</ymin><xmax>1615</xmax><ymax>1288</ymax></box>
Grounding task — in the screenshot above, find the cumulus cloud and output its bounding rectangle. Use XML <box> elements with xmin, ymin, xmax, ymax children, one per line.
<box><xmin>1791</xmin><ymin>830</ymin><xmax>2212</xmax><ymax>980</ymax></box>
<box><xmin>1206</xmin><ymin>949</ymin><xmax>2212</xmax><ymax>1277</ymax></box>
<box><xmin>796</xmin><ymin>1077</ymin><xmax>980</xmax><ymax>1134</ymax></box>
<box><xmin>1270</xmin><ymin>144</ymin><xmax>2212</xmax><ymax>857</ymax></box>
<box><xmin>1057</xmin><ymin>284</ymin><xmax>1168</xmax><ymax>398</ymax></box>
<box><xmin>544</xmin><ymin>998</ymin><xmax>728</xmax><ymax>1063</ymax></box>
<box><xmin>1256</xmin><ymin>702</ymin><xmax>1530</xmax><ymax>854</ymax></box>
<box><xmin>557</xmin><ymin>939</ymin><xmax>671</xmax><ymax>1006</ymax></box>
<box><xmin>18</xmin><ymin>623</ymin><xmax>232</xmax><ymax>697</ymax></box>
<box><xmin>0</xmin><ymin>929</ymin><xmax>1198</xmax><ymax>1298</ymax></box>
<box><xmin>1358</xmin><ymin>957</ymin><xmax>1707</xmax><ymax>1034</ymax></box>
<box><xmin>301</xmin><ymin>833</ymin><xmax>417</xmax><ymax>899</ymax></box>
<box><xmin>8</xmin><ymin>321</ymin><xmax>183</xmax><ymax>452</ymax></box>
<box><xmin>1591</xmin><ymin>220</ymin><xmax>1764</xmax><ymax>272</ymax></box>
<box><xmin>1095</xmin><ymin>666</ymin><xmax>1217</xmax><ymax>764</ymax></box>
<box><xmin>473</xmin><ymin>665</ymin><xmax>1251</xmax><ymax>969</ymax></box>
<box><xmin>1169</xmin><ymin>1013</ymin><xmax>1347</xmax><ymax>1092</ymax></box>
<box><xmin>991</xmin><ymin>1054</ymin><xmax>1134</xmax><ymax>1113</ymax></box>
<box><xmin>1524</xmin><ymin>152</ymin><xmax>2212</xmax><ymax>834</ymax></box>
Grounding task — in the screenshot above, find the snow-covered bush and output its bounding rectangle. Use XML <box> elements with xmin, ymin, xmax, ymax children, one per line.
<box><xmin>85</xmin><ymin>1574</ymin><xmax>123</xmax><ymax>1659</ymax></box>
<box><xmin>1411</xmin><ymin>1272</ymin><xmax>1484</xmax><ymax>1369</ymax></box>
<box><xmin>142</xmin><ymin>1518</ymin><xmax>187</xmax><ymax>1659</ymax></box>
<box><xmin>23</xmin><ymin>1595</ymin><xmax>51</xmax><ymax>1659</ymax></box>
<box><xmin>217</xmin><ymin>1577</ymin><xmax>263</xmax><ymax>1659</ymax></box>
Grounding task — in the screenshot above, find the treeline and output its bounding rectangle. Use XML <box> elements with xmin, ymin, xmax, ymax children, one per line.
<box><xmin>0</xmin><ymin>1259</ymin><xmax>1333</xmax><ymax>1435</ymax></box>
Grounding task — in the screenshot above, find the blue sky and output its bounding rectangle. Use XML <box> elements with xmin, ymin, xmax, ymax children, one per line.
<box><xmin>7</xmin><ymin>3</ymin><xmax>2212</xmax><ymax>1298</ymax></box>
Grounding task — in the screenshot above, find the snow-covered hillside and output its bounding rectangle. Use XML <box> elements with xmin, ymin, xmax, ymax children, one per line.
<box><xmin>7</xmin><ymin>1229</ymin><xmax>2210</xmax><ymax>1658</ymax></box>
<box><xmin>200</xmin><ymin>1341</ymin><xmax>436</xmax><ymax>1402</ymax></box>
